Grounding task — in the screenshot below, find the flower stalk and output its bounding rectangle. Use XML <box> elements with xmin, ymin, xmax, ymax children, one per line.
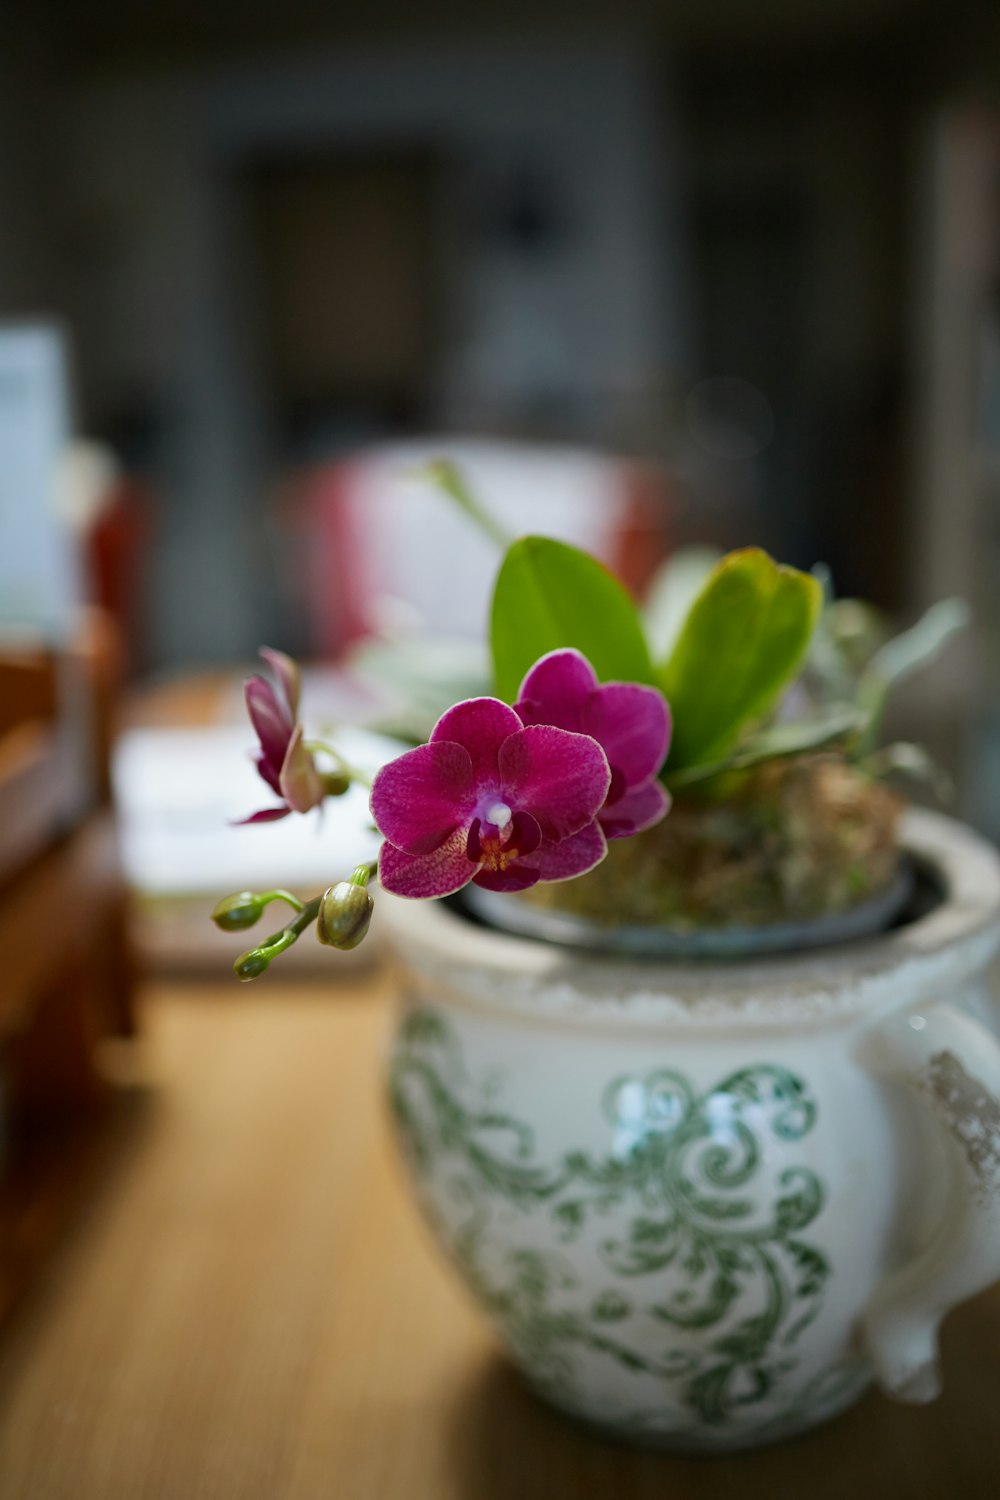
<box><xmin>211</xmin><ymin>888</ymin><xmax>305</xmax><ymax>931</ymax></box>
<box><xmin>233</xmin><ymin>895</ymin><xmax>323</xmax><ymax>982</ymax></box>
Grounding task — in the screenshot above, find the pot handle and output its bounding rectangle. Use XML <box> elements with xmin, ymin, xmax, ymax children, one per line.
<box><xmin>857</xmin><ymin>1002</ymin><xmax>1000</xmax><ymax>1402</ymax></box>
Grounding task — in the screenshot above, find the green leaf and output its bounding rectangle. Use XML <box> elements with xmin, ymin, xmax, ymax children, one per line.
<box><xmin>665</xmin><ymin>704</ymin><xmax>865</xmax><ymax>790</ymax></box>
<box><xmin>490</xmin><ymin>536</ymin><xmax>655</xmax><ymax>703</ymax></box>
<box><xmin>346</xmin><ymin>634</ymin><xmax>489</xmax><ymax>743</ymax></box>
<box><xmin>855</xmin><ymin>741</ymin><xmax>954</xmax><ymax>801</ymax></box>
<box><xmin>660</xmin><ymin>549</ymin><xmax>823</xmax><ymax>771</ymax></box>
<box><xmin>642</xmin><ymin>546</ymin><xmax>722</xmax><ymax>660</ymax></box>
<box><xmin>855</xmin><ymin>598</ymin><xmax>969</xmax><ymax>753</ymax></box>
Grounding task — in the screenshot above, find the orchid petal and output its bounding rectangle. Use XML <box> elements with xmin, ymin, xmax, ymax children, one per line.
<box><xmin>584</xmin><ymin>682</ymin><xmax>672</xmax><ymax>787</ymax></box>
<box><xmin>466</xmin><ymin>817</ymin><xmax>484</xmax><ymax>863</ymax></box>
<box><xmin>514</xmin><ymin>648</ymin><xmax>596</xmax><ymax>733</ymax></box>
<box><xmin>371</xmin><ymin>741</ymin><xmax>475</xmax><ymax>855</ymax></box>
<box><xmin>245</xmin><ymin>675</ymin><xmax>292</xmax><ymax>766</ymax></box>
<box><xmin>232</xmin><ymin>806</ymin><xmax>291</xmax><ymax>824</ymax></box>
<box><xmin>278</xmin><ymin>724</ymin><xmax>325</xmax><ymax>814</ymax></box>
<box><xmin>472</xmin><ymin>863</ymin><xmax>541</xmax><ymax>893</ymax></box>
<box><xmin>599</xmin><ymin>779</ymin><xmax>671</xmax><ymax>839</ymax></box>
<box><xmin>431</xmin><ymin>697</ymin><xmax>524</xmax><ymax>785</ymax></box>
<box><xmin>259</xmin><ymin>646</ymin><xmax>301</xmax><ymax>719</ymax></box>
<box><xmin>498</xmin><ymin>725</ymin><xmax>610</xmax><ymax>842</ymax></box>
<box><xmin>534</xmin><ymin>821</ymin><xmax>608</xmax><ymax>881</ymax></box>
<box><xmin>254</xmin><ymin>751</ymin><xmax>283</xmax><ymax>798</ymax></box>
<box><xmin>508</xmin><ymin>809</ymin><xmax>542</xmax><ymax>858</ymax></box>
<box><xmin>606</xmin><ymin>765</ymin><xmax>628</xmax><ymax>805</ymax></box>
<box><xmin>378</xmin><ymin>829</ymin><xmax>474</xmax><ymax>899</ymax></box>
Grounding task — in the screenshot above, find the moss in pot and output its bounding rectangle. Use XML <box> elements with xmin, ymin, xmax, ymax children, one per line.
<box><xmin>211</xmin><ymin>480</ymin><xmax>1000</xmax><ymax>1451</ymax></box>
<box><xmin>466</xmin><ymin>753</ymin><xmax>908</xmax><ymax>956</ymax></box>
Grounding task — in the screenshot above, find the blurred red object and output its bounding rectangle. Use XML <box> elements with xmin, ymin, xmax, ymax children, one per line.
<box><xmin>86</xmin><ymin>475</ymin><xmax>153</xmax><ymax>675</ymax></box>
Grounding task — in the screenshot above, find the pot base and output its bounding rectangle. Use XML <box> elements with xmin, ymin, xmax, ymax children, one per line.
<box><xmin>519</xmin><ymin>1359</ymin><xmax>873</xmax><ymax>1454</ymax></box>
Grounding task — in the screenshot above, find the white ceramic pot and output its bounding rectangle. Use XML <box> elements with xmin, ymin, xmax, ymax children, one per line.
<box><xmin>383</xmin><ymin>809</ymin><xmax>1000</xmax><ymax>1452</ymax></box>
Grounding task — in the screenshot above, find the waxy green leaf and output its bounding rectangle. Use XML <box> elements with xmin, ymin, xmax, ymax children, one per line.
<box><xmin>491</xmin><ymin>536</ymin><xmax>655</xmax><ymax>704</ymax></box>
<box><xmin>855</xmin><ymin>741</ymin><xmax>953</xmax><ymax>801</ymax></box>
<box><xmin>855</xmin><ymin>598</ymin><xmax>969</xmax><ymax>754</ymax></box>
<box><xmin>642</xmin><ymin>545</ymin><xmax>722</xmax><ymax>660</ymax></box>
<box><xmin>666</xmin><ymin>703</ymin><xmax>865</xmax><ymax>790</ymax></box>
<box><xmin>661</xmin><ymin>548</ymin><xmax>823</xmax><ymax>771</ymax></box>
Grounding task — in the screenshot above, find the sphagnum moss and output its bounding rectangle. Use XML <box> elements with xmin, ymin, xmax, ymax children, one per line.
<box><xmin>517</xmin><ymin>755</ymin><xmax>903</xmax><ymax>931</ymax></box>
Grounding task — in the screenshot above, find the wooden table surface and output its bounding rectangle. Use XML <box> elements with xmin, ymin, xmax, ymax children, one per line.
<box><xmin>1</xmin><ymin>971</ymin><xmax>999</xmax><ymax>1500</ymax></box>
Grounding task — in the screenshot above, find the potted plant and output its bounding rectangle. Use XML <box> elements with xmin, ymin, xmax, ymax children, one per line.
<box><xmin>213</xmin><ymin>473</ymin><xmax>1000</xmax><ymax>1452</ymax></box>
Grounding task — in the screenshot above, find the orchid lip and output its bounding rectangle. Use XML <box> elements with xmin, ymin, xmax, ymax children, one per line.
<box><xmin>466</xmin><ymin>810</ymin><xmax>542</xmax><ymax>872</ymax></box>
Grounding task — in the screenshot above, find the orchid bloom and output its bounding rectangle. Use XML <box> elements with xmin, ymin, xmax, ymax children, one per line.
<box><xmin>514</xmin><ymin>649</ymin><xmax>671</xmax><ymax>838</ymax></box>
<box><xmin>371</xmin><ymin>698</ymin><xmax>612</xmax><ymax>898</ymax></box>
<box><xmin>240</xmin><ymin>647</ymin><xmax>324</xmax><ymax>823</ymax></box>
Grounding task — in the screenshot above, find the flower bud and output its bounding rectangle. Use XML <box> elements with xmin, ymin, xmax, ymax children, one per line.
<box><xmin>234</xmin><ymin>948</ymin><xmax>270</xmax><ymax>982</ymax></box>
<box><xmin>322</xmin><ymin>771</ymin><xmax>352</xmax><ymax>798</ymax></box>
<box><xmin>317</xmin><ymin>881</ymin><xmax>373</xmax><ymax>950</ymax></box>
<box><xmin>212</xmin><ymin>891</ymin><xmax>265</xmax><ymax>931</ymax></box>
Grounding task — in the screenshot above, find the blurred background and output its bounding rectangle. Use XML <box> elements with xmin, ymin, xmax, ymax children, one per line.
<box><xmin>4</xmin><ymin>3</ymin><xmax>1000</xmax><ymax>1487</ymax></box>
<box><xmin>5</xmin><ymin>3</ymin><xmax>1000</xmax><ymax>781</ymax></box>
<box><xmin>6</xmin><ymin>0</ymin><xmax>1000</xmax><ymax>952</ymax></box>
<box><xmin>1</xmin><ymin>0</ymin><xmax>1000</xmax><ymax>954</ymax></box>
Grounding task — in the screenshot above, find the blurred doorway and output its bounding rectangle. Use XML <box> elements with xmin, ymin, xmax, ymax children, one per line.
<box><xmin>246</xmin><ymin>150</ymin><xmax>443</xmax><ymax>461</ymax></box>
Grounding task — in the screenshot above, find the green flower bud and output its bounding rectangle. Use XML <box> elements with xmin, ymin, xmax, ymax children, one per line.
<box><xmin>322</xmin><ymin>771</ymin><xmax>352</xmax><ymax>798</ymax></box>
<box><xmin>317</xmin><ymin>881</ymin><xmax>374</xmax><ymax>950</ymax></box>
<box><xmin>234</xmin><ymin>948</ymin><xmax>270</xmax><ymax>982</ymax></box>
<box><xmin>212</xmin><ymin>891</ymin><xmax>265</xmax><ymax>931</ymax></box>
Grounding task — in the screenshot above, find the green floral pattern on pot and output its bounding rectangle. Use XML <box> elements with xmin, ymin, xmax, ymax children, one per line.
<box><xmin>390</xmin><ymin>1007</ymin><xmax>833</xmax><ymax>1439</ymax></box>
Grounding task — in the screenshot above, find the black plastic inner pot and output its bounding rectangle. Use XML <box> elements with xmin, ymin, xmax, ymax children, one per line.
<box><xmin>446</xmin><ymin>855</ymin><xmax>947</xmax><ymax>963</ymax></box>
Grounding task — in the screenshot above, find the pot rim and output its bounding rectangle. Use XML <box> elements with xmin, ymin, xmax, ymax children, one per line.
<box><xmin>380</xmin><ymin>809</ymin><xmax>1000</xmax><ymax>1033</ymax></box>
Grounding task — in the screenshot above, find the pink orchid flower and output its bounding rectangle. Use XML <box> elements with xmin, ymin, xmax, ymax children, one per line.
<box><xmin>514</xmin><ymin>649</ymin><xmax>671</xmax><ymax>838</ymax></box>
<box><xmin>371</xmin><ymin>698</ymin><xmax>612</xmax><ymax>898</ymax></box>
<box><xmin>239</xmin><ymin>647</ymin><xmax>324</xmax><ymax>823</ymax></box>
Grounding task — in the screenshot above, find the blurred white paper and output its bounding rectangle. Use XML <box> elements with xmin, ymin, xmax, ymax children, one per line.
<box><xmin>0</xmin><ymin>325</ymin><xmax>80</xmax><ymax>643</ymax></box>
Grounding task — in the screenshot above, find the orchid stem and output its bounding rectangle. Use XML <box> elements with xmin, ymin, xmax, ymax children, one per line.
<box><xmin>303</xmin><ymin>741</ymin><xmax>373</xmax><ymax>790</ymax></box>
<box><xmin>234</xmin><ymin>895</ymin><xmax>323</xmax><ymax>980</ymax></box>
<box><xmin>260</xmin><ymin>888</ymin><xmax>305</xmax><ymax>915</ymax></box>
<box><xmin>260</xmin><ymin>896</ymin><xmax>322</xmax><ymax>956</ymax></box>
<box><xmin>418</xmin><ymin>459</ymin><xmax>512</xmax><ymax>551</ymax></box>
